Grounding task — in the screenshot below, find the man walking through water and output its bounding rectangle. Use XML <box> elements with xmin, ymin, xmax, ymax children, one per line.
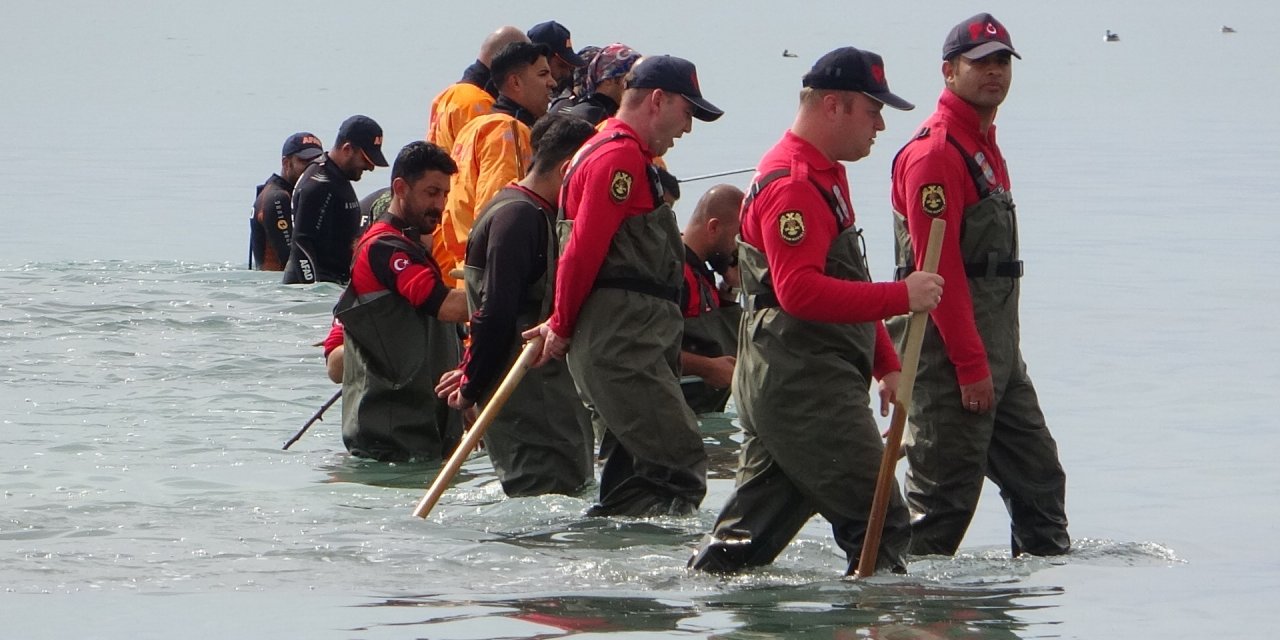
<box><xmin>524</xmin><ymin>55</ymin><xmax>724</xmax><ymax>517</ymax></box>
<box><xmin>890</xmin><ymin>13</ymin><xmax>1070</xmax><ymax>557</ymax></box>
<box><xmin>689</xmin><ymin>46</ymin><xmax>942</xmax><ymax>575</ymax></box>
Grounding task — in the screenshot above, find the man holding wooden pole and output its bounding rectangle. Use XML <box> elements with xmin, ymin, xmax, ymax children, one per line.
<box><xmin>688</xmin><ymin>47</ymin><xmax>943</xmax><ymax>576</ymax></box>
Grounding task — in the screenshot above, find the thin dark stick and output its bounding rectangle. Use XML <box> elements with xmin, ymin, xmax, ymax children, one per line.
<box><xmin>678</xmin><ymin>167</ymin><xmax>756</xmax><ymax>183</ymax></box>
<box><xmin>282</xmin><ymin>389</ymin><xmax>342</xmax><ymax>450</ymax></box>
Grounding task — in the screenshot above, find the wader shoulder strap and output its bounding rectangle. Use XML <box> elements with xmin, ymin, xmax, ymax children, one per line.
<box><xmin>889</xmin><ymin>126</ymin><xmax>995</xmax><ymax>200</ymax></box>
<box><xmin>945</xmin><ymin>134</ymin><xmax>995</xmax><ymax>199</ymax></box>
<box><xmin>894</xmin><ymin>136</ymin><xmax>1023</xmax><ymax>281</ymax></box>
<box><xmin>743</xmin><ymin>167</ymin><xmax>846</xmax><ymax>230</ymax></box>
<box><xmin>556</xmin><ymin>131</ymin><xmax>663</xmax><ymax>222</ymax></box>
<box><xmin>680</xmin><ymin>248</ymin><xmax>719</xmax><ymax>314</ymax></box>
<box><xmin>741</xmin><ymin>167</ymin><xmax>848</xmax><ymax>310</ymax></box>
<box><xmin>561</xmin><ymin>131</ymin><xmax>673</xmax><ymax>302</ymax></box>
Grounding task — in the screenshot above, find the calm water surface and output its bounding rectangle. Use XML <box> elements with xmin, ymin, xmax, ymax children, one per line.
<box><xmin>3</xmin><ymin>1</ymin><xmax>1279</xmax><ymax>638</ymax></box>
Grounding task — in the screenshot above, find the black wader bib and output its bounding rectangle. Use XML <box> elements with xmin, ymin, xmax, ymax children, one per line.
<box><xmin>891</xmin><ymin>136</ymin><xmax>1069</xmax><ymax>557</ymax></box>
<box><xmin>336</xmin><ymin>235</ymin><xmax>462</xmax><ymax>462</ymax></box>
<box><xmin>463</xmin><ymin>197</ymin><xmax>594</xmax><ymax>497</ymax></box>
<box><xmin>691</xmin><ymin>171</ymin><xmax>909</xmax><ymax>575</ymax></box>
<box><xmin>559</xmin><ymin>155</ymin><xmax>707</xmax><ymax>517</ymax></box>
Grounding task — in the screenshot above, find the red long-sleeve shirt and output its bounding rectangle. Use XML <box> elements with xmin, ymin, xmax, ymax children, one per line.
<box><xmin>547</xmin><ymin>119</ymin><xmax>658</xmax><ymax>338</ymax></box>
<box><xmin>321</xmin><ymin>215</ymin><xmax>450</xmax><ymax>355</ymax></box>
<box><xmin>742</xmin><ymin>131</ymin><xmax>908</xmax><ymax>380</ymax></box>
<box><xmin>891</xmin><ymin>89</ymin><xmax>1011</xmax><ymax>385</ymax></box>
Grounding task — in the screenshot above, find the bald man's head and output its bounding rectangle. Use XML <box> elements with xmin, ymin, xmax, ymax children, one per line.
<box><xmin>479</xmin><ymin>26</ymin><xmax>531</xmax><ymax>66</ymax></box>
<box><xmin>689</xmin><ymin>184</ymin><xmax>745</xmax><ymax>227</ymax></box>
<box><xmin>685</xmin><ymin>184</ymin><xmax>745</xmax><ymax>263</ymax></box>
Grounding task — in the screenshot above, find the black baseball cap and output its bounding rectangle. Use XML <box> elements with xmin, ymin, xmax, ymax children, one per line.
<box><xmin>335</xmin><ymin>115</ymin><xmax>388</xmax><ymax>167</ymax></box>
<box><xmin>281</xmin><ymin>132</ymin><xmax>323</xmax><ymax>160</ymax></box>
<box><xmin>943</xmin><ymin>13</ymin><xmax>1021</xmax><ymax>60</ymax></box>
<box><xmin>527</xmin><ymin>21</ymin><xmax>586</xmax><ymax>67</ymax></box>
<box><xmin>626</xmin><ymin>55</ymin><xmax>724</xmax><ymax>122</ymax></box>
<box><xmin>802</xmin><ymin>47</ymin><xmax>914</xmax><ymax>111</ymax></box>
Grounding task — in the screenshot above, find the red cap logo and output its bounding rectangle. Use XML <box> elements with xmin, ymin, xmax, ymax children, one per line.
<box><xmin>970</xmin><ymin>21</ymin><xmax>1003</xmax><ymax>41</ymax></box>
<box><xmin>871</xmin><ymin>64</ymin><xmax>885</xmax><ymax>85</ymax></box>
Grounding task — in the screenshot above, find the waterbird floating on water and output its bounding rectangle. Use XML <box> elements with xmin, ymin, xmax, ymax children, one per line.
<box><xmin>1222</xmin><ymin>25</ymin><xmax>1236</xmax><ymax>33</ymax></box>
<box><xmin>782</xmin><ymin>49</ymin><xmax>798</xmax><ymax>58</ymax></box>
<box><xmin>1105</xmin><ymin>30</ymin><xmax>1120</xmax><ymax>42</ymax></box>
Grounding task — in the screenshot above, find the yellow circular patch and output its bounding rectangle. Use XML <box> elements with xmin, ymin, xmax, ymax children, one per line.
<box><xmin>921</xmin><ymin>184</ymin><xmax>946</xmax><ymax>217</ymax></box>
<box><xmin>610</xmin><ymin>170</ymin><xmax>633</xmax><ymax>202</ymax></box>
<box><xmin>276</xmin><ymin>219</ymin><xmax>289</xmax><ymax>230</ymax></box>
<box><xmin>779</xmin><ymin>211</ymin><xmax>805</xmax><ymax>245</ymax></box>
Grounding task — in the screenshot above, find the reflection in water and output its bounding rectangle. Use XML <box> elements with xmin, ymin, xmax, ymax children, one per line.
<box><xmin>318</xmin><ymin>455</ymin><xmax>447</xmax><ymax>490</ymax></box>
<box><xmin>361</xmin><ymin>580</ymin><xmax>1062</xmax><ymax>639</ymax></box>
<box><xmin>307</xmin><ymin>403</ymin><xmax>1175</xmax><ymax>639</ymax></box>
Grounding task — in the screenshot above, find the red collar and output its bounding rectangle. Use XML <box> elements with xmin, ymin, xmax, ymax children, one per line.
<box><xmin>600</xmin><ymin>117</ymin><xmax>655</xmax><ymax>159</ymax></box>
<box><xmin>779</xmin><ymin>130</ymin><xmax>840</xmax><ymax>173</ymax></box>
<box><xmin>937</xmin><ymin>89</ymin><xmax>998</xmax><ymax>142</ymax></box>
<box><xmin>509</xmin><ymin>183</ymin><xmax>554</xmax><ymax>211</ymax></box>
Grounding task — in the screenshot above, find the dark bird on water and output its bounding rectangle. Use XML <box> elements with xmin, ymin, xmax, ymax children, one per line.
<box><xmin>782</xmin><ymin>49</ymin><xmax>798</xmax><ymax>58</ymax></box>
<box><xmin>1104</xmin><ymin>30</ymin><xmax>1120</xmax><ymax>42</ymax></box>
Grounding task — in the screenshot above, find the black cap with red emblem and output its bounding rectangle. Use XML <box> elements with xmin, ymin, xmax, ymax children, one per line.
<box><xmin>625</xmin><ymin>55</ymin><xmax>724</xmax><ymax>122</ymax></box>
<box><xmin>527</xmin><ymin>21</ymin><xmax>587</xmax><ymax>67</ymax></box>
<box><xmin>802</xmin><ymin>47</ymin><xmax>914</xmax><ymax>111</ymax></box>
<box><xmin>943</xmin><ymin>13</ymin><xmax>1021</xmax><ymax>61</ymax></box>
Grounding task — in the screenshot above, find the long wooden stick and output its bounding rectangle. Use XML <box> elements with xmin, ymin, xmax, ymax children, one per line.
<box><xmin>855</xmin><ymin>217</ymin><xmax>946</xmax><ymax>578</ymax></box>
<box><xmin>412</xmin><ymin>336</ymin><xmax>544</xmax><ymax>519</ymax></box>
<box><xmin>281</xmin><ymin>389</ymin><xmax>342</xmax><ymax>450</ymax></box>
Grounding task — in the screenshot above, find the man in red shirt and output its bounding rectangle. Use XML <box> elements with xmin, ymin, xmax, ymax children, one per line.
<box><xmin>890</xmin><ymin>14</ymin><xmax>1070</xmax><ymax>557</ymax></box>
<box><xmin>332</xmin><ymin>141</ymin><xmax>469</xmax><ymax>462</ymax></box>
<box><xmin>689</xmin><ymin>47</ymin><xmax>942</xmax><ymax>575</ymax></box>
<box><xmin>524</xmin><ymin>55</ymin><xmax>723</xmax><ymax>517</ymax></box>
<box><xmin>678</xmin><ymin>184</ymin><xmax>744</xmax><ymax>414</ymax></box>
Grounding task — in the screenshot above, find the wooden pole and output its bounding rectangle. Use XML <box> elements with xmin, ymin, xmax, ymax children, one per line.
<box><xmin>411</xmin><ymin>336</ymin><xmax>544</xmax><ymax>519</ymax></box>
<box><xmin>854</xmin><ymin>217</ymin><xmax>945</xmax><ymax>578</ymax></box>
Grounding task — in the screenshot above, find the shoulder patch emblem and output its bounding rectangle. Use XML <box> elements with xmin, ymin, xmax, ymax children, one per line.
<box><xmin>610</xmin><ymin>170</ymin><xmax>633</xmax><ymax>202</ymax></box>
<box><xmin>921</xmin><ymin>184</ymin><xmax>946</xmax><ymax>217</ymax></box>
<box><xmin>779</xmin><ymin>211</ymin><xmax>805</xmax><ymax>245</ymax></box>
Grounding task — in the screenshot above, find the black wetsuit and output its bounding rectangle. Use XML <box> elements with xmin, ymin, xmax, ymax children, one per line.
<box><xmin>282</xmin><ymin>153</ymin><xmax>360</xmax><ymax>285</ymax></box>
<box><xmin>459</xmin><ymin>185</ymin><xmax>595</xmax><ymax>496</ymax></box>
<box><xmin>249</xmin><ymin>173</ymin><xmax>293</xmax><ymax>271</ymax></box>
<box><xmin>554</xmin><ymin>92</ymin><xmax>620</xmax><ymax>127</ymax></box>
<box><xmin>459</xmin><ymin>60</ymin><xmax>498</xmax><ymax>98</ymax></box>
<box><xmin>460</xmin><ymin>185</ymin><xmax>553</xmax><ymax>401</ymax></box>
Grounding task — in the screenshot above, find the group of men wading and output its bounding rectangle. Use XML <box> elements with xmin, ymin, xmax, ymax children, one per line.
<box><xmin>263</xmin><ymin>14</ymin><xmax>1071</xmax><ymax>575</ymax></box>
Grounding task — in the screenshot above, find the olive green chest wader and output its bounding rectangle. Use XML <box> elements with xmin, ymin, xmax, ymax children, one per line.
<box><xmin>336</xmin><ymin>232</ymin><xmax>462</xmax><ymax>462</ymax></box>
<box><xmin>690</xmin><ymin>167</ymin><xmax>909</xmax><ymax>575</ymax></box>
<box><xmin>461</xmin><ymin>193</ymin><xmax>594</xmax><ymax>497</ymax></box>
<box><xmin>558</xmin><ymin>133</ymin><xmax>707</xmax><ymax>517</ymax></box>
<box><xmin>679</xmin><ymin>254</ymin><xmax>741</xmax><ymax>415</ymax></box>
<box><xmin>891</xmin><ymin>131</ymin><xmax>1069</xmax><ymax>557</ymax></box>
